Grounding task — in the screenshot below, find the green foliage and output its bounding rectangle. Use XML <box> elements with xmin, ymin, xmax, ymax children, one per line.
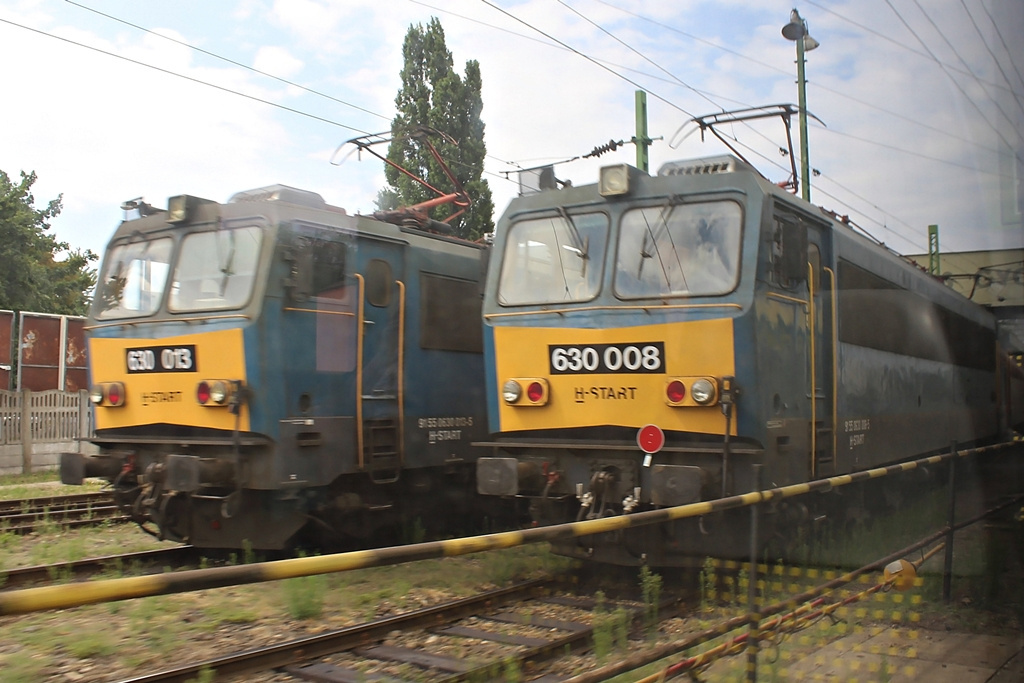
<box><xmin>0</xmin><ymin>169</ymin><xmax>97</xmax><ymax>315</ymax></box>
<box><xmin>591</xmin><ymin>591</ymin><xmax>631</xmax><ymax>663</ymax></box>
<box><xmin>640</xmin><ymin>565</ymin><xmax>663</xmax><ymax>639</ymax></box>
<box><xmin>700</xmin><ymin>557</ymin><xmax>718</xmax><ymax>610</ymax></box>
<box><xmin>66</xmin><ymin>629</ymin><xmax>118</xmax><ymax>658</ymax></box>
<box><xmin>186</xmin><ymin>668</ymin><xmax>217</xmax><ymax>683</ymax></box>
<box><xmin>282</xmin><ymin>553</ymin><xmax>327</xmax><ymax>619</ymax></box>
<box><xmin>385</xmin><ymin>18</ymin><xmax>495</xmax><ymax>241</ymax></box>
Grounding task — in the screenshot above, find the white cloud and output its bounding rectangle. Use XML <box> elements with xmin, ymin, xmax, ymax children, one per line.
<box><xmin>253</xmin><ymin>45</ymin><xmax>304</xmax><ymax>79</ymax></box>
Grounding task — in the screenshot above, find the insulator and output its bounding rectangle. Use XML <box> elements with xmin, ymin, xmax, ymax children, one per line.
<box><xmin>587</xmin><ymin>139</ymin><xmax>620</xmax><ymax>158</ymax></box>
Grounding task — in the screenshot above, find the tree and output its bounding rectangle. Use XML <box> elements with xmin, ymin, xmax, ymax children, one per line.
<box><xmin>0</xmin><ymin>170</ymin><xmax>97</xmax><ymax>316</ymax></box>
<box><xmin>384</xmin><ymin>18</ymin><xmax>494</xmax><ymax>241</ymax></box>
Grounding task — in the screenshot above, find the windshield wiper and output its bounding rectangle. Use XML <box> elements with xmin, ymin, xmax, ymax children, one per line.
<box><xmin>218</xmin><ymin>230</ymin><xmax>236</xmax><ymax>296</ymax></box>
<box><xmin>557</xmin><ymin>207</ymin><xmax>588</xmax><ymax>266</ymax></box>
<box><xmin>637</xmin><ymin>197</ymin><xmax>686</xmax><ymax>290</ymax></box>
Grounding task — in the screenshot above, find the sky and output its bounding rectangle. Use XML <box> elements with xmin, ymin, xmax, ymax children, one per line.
<box><xmin>1</xmin><ymin>0</ymin><xmax>1021</xmax><ymax>277</ymax></box>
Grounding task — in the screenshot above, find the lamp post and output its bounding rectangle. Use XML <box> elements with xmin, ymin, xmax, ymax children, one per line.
<box><xmin>782</xmin><ymin>9</ymin><xmax>819</xmax><ymax>202</ymax></box>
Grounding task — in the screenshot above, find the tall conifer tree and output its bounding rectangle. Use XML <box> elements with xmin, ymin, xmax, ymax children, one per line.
<box><xmin>384</xmin><ymin>18</ymin><xmax>493</xmax><ymax>241</ymax></box>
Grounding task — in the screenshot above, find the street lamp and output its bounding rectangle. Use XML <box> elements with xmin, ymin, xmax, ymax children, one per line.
<box><xmin>782</xmin><ymin>9</ymin><xmax>819</xmax><ymax>202</ymax></box>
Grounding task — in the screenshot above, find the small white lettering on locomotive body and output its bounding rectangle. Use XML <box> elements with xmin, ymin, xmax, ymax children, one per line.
<box><xmin>844</xmin><ymin>417</ymin><xmax>871</xmax><ymax>449</ymax></box>
<box><xmin>418</xmin><ymin>416</ymin><xmax>473</xmax><ymax>443</ymax></box>
<box><xmin>428</xmin><ymin>429</ymin><xmax>462</xmax><ymax>443</ymax></box>
<box><xmin>574</xmin><ymin>386</ymin><xmax>639</xmax><ymax>403</ymax></box>
<box><xmin>843</xmin><ymin>418</ymin><xmax>871</xmax><ymax>432</ymax></box>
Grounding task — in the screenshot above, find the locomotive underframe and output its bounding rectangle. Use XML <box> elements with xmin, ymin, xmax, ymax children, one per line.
<box><xmin>63</xmin><ymin>431</ymin><xmax>491</xmax><ymax>550</ymax></box>
<box><xmin>478</xmin><ymin>437</ymin><xmax>796</xmax><ymax>564</ymax></box>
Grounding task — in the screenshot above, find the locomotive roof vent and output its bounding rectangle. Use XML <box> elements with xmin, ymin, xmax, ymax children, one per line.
<box><xmin>658</xmin><ymin>155</ymin><xmax>748</xmax><ymax>177</ymax></box>
<box><xmin>228</xmin><ymin>184</ymin><xmax>327</xmax><ymax>209</ymax></box>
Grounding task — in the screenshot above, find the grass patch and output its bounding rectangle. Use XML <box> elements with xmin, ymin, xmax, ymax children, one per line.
<box><xmin>66</xmin><ymin>629</ymin><xmax>119</xmax><ymax>658</ymax></box>
<box><xmin>0</xmin><ymin>471</ymin><xmax>106</xmax><ymax>500</ymax></box>
<box><xmin>281</xmin><ymin>553</ymin><xmax>328</xmax><ymax>619</ymax></box>
<box><xmin>0</xmin><ymin>651</ymin><xmax>47</xmax><ymax>682</ymax></box>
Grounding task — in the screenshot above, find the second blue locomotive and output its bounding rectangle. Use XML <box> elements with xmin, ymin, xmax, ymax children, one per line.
<box><xmin>476</xmin><ymin>155</ymin><xmax>1023</xmax><ymax>565</ymax></box>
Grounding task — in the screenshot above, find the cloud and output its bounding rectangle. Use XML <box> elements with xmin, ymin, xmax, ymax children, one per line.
<box><xmin>0</xmin><ymin>0</ymin><xmax>1018</xmax><ymax>260</ymax></box>
<box><xmin>253</xmin><ymin>45</ymin><xmax>304</xmax><ymax>80</ymax></box>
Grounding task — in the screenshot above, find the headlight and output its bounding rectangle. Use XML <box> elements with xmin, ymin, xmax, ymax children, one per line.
<box><xmin>691</xmin><ymin>378</ymin><xmax>717</xmax><ymax>405</ymax></box>
<box><xmin>599</xmin><ymin>164</ymin><xmax>632</xmax><ymax>196</ymax></box>
<box><xmin>89</xmin><ymin>385</ymin><xmax>105</xmax><ymax>405</ymax></box>
<box><xmin>209</xmin><ymin>381</ymin><xmax>228</xmax><ymax>404</ymax></box>
<box><xmin>197</xmin><ymin>380</ymin><xmax>233</xmax><ymax>406</ymax></box>
<box><xmin>502</xmin><ymin>380</ymin><xmax>522</xmax><ymax>404</ymax></box>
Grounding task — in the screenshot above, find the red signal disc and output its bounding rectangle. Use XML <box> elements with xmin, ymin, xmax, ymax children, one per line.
<box><xmin>637</xmin><ymin>424</ymin><xmax>665</xmax><ymax>454</ymax></box>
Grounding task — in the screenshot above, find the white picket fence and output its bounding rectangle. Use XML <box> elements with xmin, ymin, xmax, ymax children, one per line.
<box><xmin>0</xmin><ymin>390</ymin><xmax>97</xmax><ymax>475</ymax></box>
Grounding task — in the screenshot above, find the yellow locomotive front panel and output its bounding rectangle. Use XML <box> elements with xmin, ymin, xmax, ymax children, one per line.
<box><xmin>493</xmin><ymin>319</ymin><xmax>735</xmax><ymax>435</ymax></box>
<box><xmin>89</xmin><ymin>328</ymin><xmax>250</xmax><ymax>432</ymax></box>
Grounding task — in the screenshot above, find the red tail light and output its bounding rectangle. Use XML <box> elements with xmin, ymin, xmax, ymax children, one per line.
<box><xmin>106</xmin><ymin>383</ymin><xmax>124</xmax><ymax>407</ymax></box>
<box><xmin>196</xmin><ymin>381</ymin><xmax>212</xmax><ymax>405</ymax></box>
<box><xmin>91</xmin><ymin>382</ymin><xmax>126</xmax><ymax>407</ymax></box>
<box><xmin>527</xmin><ymin>381</ymin><xmax>544</xmax><ymax>403</ymax></box>
<box><xmin>666</xmin><ymin>380</ymin><xmax>686</xmax><ymax>404</ymax></box>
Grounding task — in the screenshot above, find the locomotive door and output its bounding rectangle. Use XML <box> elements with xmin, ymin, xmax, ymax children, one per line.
<box><xmin>355</xmin><ymin>243</ymin><xmax>407</xmax><ymax>483</ymax></box>
<box><xmin>806</xmin><ymin>223</ymin><xmax>836</xmax><ymax>475</ymax></box>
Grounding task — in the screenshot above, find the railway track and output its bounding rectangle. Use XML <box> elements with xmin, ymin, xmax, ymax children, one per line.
<box><xmin>0</xmin><ymin>545</ymin><xmax>199</xmax><ymax>590</ymax></box>
<box><xmin>0</xmin><ymin>491</ymin><xmax>126</xmax><ymax>533</ymax></box>
<box><xmin>119</xmin><ymin>577</ymin><xmax>675</xmax><ymax>683</ymax></box>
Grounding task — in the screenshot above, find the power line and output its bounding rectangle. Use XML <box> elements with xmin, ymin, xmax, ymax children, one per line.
<box><xmin>805</xmin><ymin>0</ymin><xmax>1023</xmax><ymax>99</ymax></box>
<box><xmin>973</xmin><ymin>0</ymin><xmax>1024</xmax><ymax>93</ymax></box>
<box><xmin>957</xmin><ymin>0</ymin><xmax>1024</xmax><ymax>112</ymax></box>
<box><xmin>816</xmin><ymin>125</ymin><xmax>1013</xmax><ymax>181</ymax></box>
<box><xmin>477</xmin><ymin>0</ymin><xmax>699</xmax><ymax>120</ymax></box>
<box><xmin>581</xmin><ymin>0</ymin><xmax>1014</xmax><ymax>239</ymax></box>
<box><xmin>592</xmin><ymin>0</ymin><xmax>1012</xmax><ymax>164</ymax></box>
<box><xmin>883</xmin><ymin>0</ymin><xmax>1023</xmax><ymax>163</ymax></box>
<box><xmin>54</xmin><ymin>3</ymin><xmax>522</xmax><ymax>187</ymax></box>
<box><xmin>910</xmin><ymin>0</ymin><xmax>1024</xmax><ymax>127</ymax></box>
<box><xmin>65</xmin><ymin>0</ymin><xmax>391</xmax><ymax>123</ymax></box>
<box><xmin>0</xmin><ymin>17</ymin><xmax>373</xmax><ymax>135</ymax></box>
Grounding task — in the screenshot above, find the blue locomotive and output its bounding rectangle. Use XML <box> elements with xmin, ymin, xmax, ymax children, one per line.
<box><xmin>62</xmin><ymin>184</ymin><xmax>493</xmax><ymax>549</ymax></box>
<box><xmin>476</xmin><ymin>155</ymin><xmax>1023</xmax><ymax>565</ymax></box>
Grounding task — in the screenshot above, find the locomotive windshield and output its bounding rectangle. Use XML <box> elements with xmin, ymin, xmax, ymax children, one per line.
<box><xmin>169</xmin><ymin>226</ymin><xmax>263</xmax><ymax>312</ymax></box>
<box><xmin>614</xmin><ymin>199</ymin><xmax>742</xmax><ymax>298</ymax></box>
<box><xmin>497</xmin><ymin>212</ymin><xmax>608</xmax><ymax>306</ymax></box>
<box><xmin>93</xmin><ymin>226</ymin><xmax>264</xmax><ymax>319</ymax></box>
<box><xmin>94</xmin><ymin>237</ymin><xmax>174</xmax><ymax>319</ymax></box>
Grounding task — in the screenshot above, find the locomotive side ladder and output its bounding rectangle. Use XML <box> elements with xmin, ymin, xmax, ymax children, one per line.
<box><xmin>808</xmin><ymin>231</ymin><xmax>838</xmax><ymax>477</ymax></box>
<box><xmin>354</xmin><ymin>272</ymin><xmax>406</xmax><ymax>485</ymax></box>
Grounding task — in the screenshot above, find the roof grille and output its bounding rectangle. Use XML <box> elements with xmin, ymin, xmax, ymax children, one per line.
<box><xmin>658</xmin><ymin>156</ymin><xmax>738</xmax><ymax>177</ymax></box>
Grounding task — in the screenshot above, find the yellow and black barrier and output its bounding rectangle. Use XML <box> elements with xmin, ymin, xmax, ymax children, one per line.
<box><xmin>0</xmin><ymin>441</ymin><xmax>1015</xmax><ymax>616</ymax></box>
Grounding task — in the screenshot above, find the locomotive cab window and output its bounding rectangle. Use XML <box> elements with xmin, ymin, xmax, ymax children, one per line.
<box><xmin>169</xmin><ymin>226</ymin><xmax>263</xmax><ymax>312</ymax></box>
<box><xmin>497</xmin><ymin>211</ymin><xmax>608</xmax><ymax>306</ymax></box>
<box><xmin>770</xmin><ymin>215</ymin><xmax>809</xmax><ymax>287</ymax></box>
<box><xmin>614</xmin><ymin>199</ymin><xmax>742</xmax><ymax>298</ymax></box>
<box><xmin>286</xmin><ymin>236</ymin><xmax>348</xmax><ymax>303</ymax></box>
<box><xmin>94</xmin><ymin>237</ymin><xmax>174</xmax><ymax>319</ymax></box>
<box><xmin>365</xmin><ymin>258</ymin><xmax>393</xmax><ymax>308</ymax></box>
